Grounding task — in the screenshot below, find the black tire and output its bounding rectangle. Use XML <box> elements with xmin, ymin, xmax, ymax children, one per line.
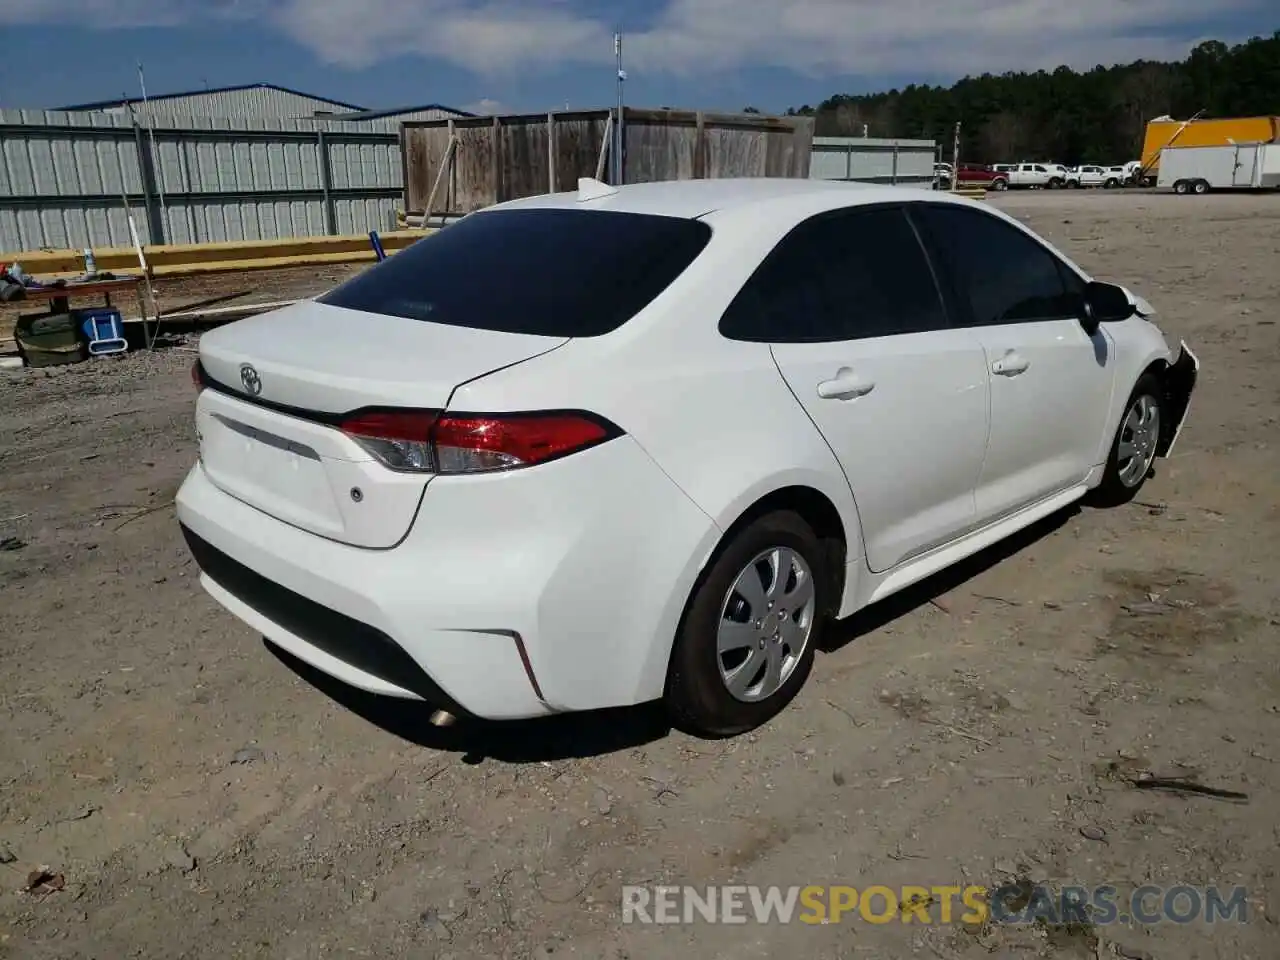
<box><xmin>666</xmin><ymin>511</ymin><xmax>829</xmax><ymax>737</ymax></box>
<box><xmin>991</xmin><ymin>178</ymin><xmax>1008</xmax><ymax>191</ymax></box>
<box><xmin>1192</xmin><ymin>179</ymin><xmax>1210</xmax><ymax>195</ymax></box>
<box><xmin>1047</xmin><ymin>178</ymin><xmax>1063</xmax><ymax>190</ymax></box>
<box><xmin>1066</xmin><ymin>179</ymin><xmax>1079</xmax><ymax>189</ymax></box>
<box><xmin>1172</xmin><ymin>180</ymin><xmax>1189</xmax><ymax>195</ymax></box>
<box><xmin>1104</xmin><ymin>179</ymin><xmax>1119</xmax><ymax>189</ymax></box>
<box><xmin>1089</xmin><ymin>373</ymin><xmax>1164</xmax><ymax>507</ymax></box>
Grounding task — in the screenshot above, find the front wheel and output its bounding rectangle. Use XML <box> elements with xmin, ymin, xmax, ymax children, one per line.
<box><xmin>666</xmin><ymin>511</ymin><xmax>828</xmax><ymax>737</ymax></box>
<box><xmin>990</xmin><ymin>178</ymin><xmax>1008</xmax><ymax>191</ymax></box>
<box><xmin>1089</xmin><ymin>374</ymin><xmax>1164</xmax><ymax>507</ymax></box>
<box><xmin>1066</xmin><ymin>179</ymin><xmax>1079</xmax><ymax>189</ymax></box>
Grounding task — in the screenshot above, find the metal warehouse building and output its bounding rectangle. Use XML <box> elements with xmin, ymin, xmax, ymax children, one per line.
<box><xmin>55</xmin><ymin>82</ymin><xmax>470</xmax><ymax>125</ymax></box>
<box><xmin>1</xmin><ymin>84</ymin><xmax>476</xmax><ymax>251</ymax></box>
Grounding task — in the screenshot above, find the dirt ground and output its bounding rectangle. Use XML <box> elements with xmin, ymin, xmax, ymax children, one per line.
<box><xmin>1</xmin><ymin>190</ymin><xmax>1278</xmax><ymax>959</ymax></box>
<box><xmin>0</xmin><ymin>265</ymin><xmax>363</xmax><ymax>346</ymax></box>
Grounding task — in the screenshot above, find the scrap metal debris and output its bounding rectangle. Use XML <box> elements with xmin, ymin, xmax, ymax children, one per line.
<box><xmin>1128</xmin><ymin>773</ymin><xmax>1248</xmax><ymax>802</ymax></box>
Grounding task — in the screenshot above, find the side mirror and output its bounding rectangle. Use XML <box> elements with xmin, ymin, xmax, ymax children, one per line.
<box><xmin>1080</xmin><ymin>281</ymin><xmax>1136</xmax><ymax>335</ymax></box>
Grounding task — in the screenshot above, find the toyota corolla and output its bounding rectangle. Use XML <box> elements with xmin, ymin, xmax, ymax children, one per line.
<box><xmin>177</xmin><ymin>178</ymin><xmax>1198</xmax><ymax>737</ymax></box>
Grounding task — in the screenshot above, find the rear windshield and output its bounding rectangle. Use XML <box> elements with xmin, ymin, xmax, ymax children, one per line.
<box><xmin>320</xmin><ymin>208</ymin><xmax>712</xmax><ymax>337</ymax></box>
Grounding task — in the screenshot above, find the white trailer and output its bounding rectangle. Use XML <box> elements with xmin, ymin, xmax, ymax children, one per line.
<box><xmin>1159</xmin><ymin>142</ymin><xmax>1280</xmax><ymax>194</ymax></box>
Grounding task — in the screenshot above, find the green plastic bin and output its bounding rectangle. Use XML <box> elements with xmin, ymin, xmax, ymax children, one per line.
<box><xmin>15</xmin><ymin>312</ymin><xmax>87</xmax><ymax>368</ymax></box>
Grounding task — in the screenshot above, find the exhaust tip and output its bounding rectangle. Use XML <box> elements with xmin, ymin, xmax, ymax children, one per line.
<box><xmin>429</xmin><ymin>709</ymin><xmax>456</xmax><ymax>728</ymax></box>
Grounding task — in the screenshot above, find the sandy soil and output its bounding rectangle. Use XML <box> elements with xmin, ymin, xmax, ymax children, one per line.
<box><xmin>1</xmin><ymin>190</ymin><xmax>1278</xmax><ymax>959</ymax></box>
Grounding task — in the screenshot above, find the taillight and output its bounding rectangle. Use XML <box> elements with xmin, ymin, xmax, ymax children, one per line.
<box><xmin>191</xmin><ymin>359</ymin><xmax>204</xmax><ymax>392</ymax></box>
<box><xmin>339</xmin><ymin>409</ymin><xmax>618</xmax><ymax>474</ymax></box>
<box><xmin>340</xmin><ymin>410</ymin><xmax>437</xmax><ymax>472</ymax></box>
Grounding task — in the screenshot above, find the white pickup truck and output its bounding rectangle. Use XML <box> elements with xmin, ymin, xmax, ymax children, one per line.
<box><xmin>1066</xmin><ymin>165</ymin><xmax>1107</xmax><ymax>188</ymax></box>
<box><xmin>1006</xmin><ymin>163</ymin><xmax>1068</xmax><ymax>189</ymax></box>
<box><xmin>1067</xmin><ymin>165</ymin><xmax>1128</xmax><ymax>188</ymax></box>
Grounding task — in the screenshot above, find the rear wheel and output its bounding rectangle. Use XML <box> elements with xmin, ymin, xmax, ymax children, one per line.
<box><xmin>1192</xmin><ymin>179</ymin><xmax>1210</xmax><ymax>195</ymax></box>
<box><xmin>1090</xmin><ymin>373</ymin><xmax>1163</xmax><ymax>507</ymax></box>
<box><xmin>990</xmin><ymin>178</ymin><xmax>1008</xmax><ymax>191</ymax></box>
<box><xmin>1172</xmin><ymin>180</ymin><xmax>1189</xmax><ymax>195</ymax></box>
<box><xmin>666</xmin><ymin>511</ymin><xmax>827</xmax><ymax>737</ymax></box>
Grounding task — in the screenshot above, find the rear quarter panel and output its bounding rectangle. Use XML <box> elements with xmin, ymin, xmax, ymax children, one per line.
<box><xmin>450</xmin><ymin>197</ymin><xmax>868</xmax><ymax>609</ymax></box>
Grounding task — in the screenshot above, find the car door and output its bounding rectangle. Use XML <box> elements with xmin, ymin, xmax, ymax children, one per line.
<box><xmin>720</xmin><ymin>204</ymin><xmax>991</xmax><ymax>573</ymax></box>
<box><xmin>910</xmin><ymin>203</ymin><xmax>1118</xmax><ymax>525</ymax></box>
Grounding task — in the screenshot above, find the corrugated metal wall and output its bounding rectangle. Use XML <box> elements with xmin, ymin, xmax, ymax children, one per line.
<box><xmin>0</xmin><ymin>110</ymin><xmax>405</xmax><ymax>251</ymax></box>
<box><xmin>810</xmin><ymin>136</ymin><xmax>936</xmax><ymax>185</ymax></box>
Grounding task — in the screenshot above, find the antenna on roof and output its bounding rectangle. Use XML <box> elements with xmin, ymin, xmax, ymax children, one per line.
<box><xmin>577</xmin><ymin>177</ymin><xmax>618</xmax><ymax>201</ymax></box>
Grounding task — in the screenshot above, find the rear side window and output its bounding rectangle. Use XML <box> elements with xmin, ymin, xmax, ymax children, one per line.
<box><xmin>911</xmin><ymin>204</ymin><xmax>1082</xmax><ymax>326</ymax></box>
<box><xmin>720</xmin><ymin>206</ymin><xmax>948</xmax><ymax>343</ymax></box>
<box><xmin>319</xmin><ymin>208</ymin><xmax>711</xmax><ymax>337</ymax></box>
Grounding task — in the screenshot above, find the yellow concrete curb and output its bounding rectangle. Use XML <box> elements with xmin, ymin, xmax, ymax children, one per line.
<box><xmin>2</xmin><ymin>230</ymin><xmax>433</xmax><ymax>280</ymax></box>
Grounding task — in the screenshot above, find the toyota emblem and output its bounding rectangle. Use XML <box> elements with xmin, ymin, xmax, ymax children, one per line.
<box><xmin>239</xmin><ymin>364</ymin><xmax>262</xmax><ymax>396</ymax></box>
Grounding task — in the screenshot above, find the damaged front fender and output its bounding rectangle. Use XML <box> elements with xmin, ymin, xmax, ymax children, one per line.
<box><xmin>1157</xmin><ymin>341</ymin><xmax>1199</xmax><ymax>458</ymax></box>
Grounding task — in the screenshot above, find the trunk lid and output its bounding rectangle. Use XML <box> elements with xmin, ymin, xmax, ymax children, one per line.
<box><xmin>198</xmin><ymin>300</ymin><xmax>568</xmax><ymax>412</ymax></box>
<box><xmin>195</xmin><ymin>301</ymin><xmax>568</xmax><ymax>548</ymax></box>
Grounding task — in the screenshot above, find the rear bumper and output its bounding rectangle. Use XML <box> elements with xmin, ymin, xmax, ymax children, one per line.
<box><xmin>180</xmin><ymin>524</ymin><xmax>474</xmax><ymax>715</ymax></box>
<box><xmin>176</xmin><ymin>436</ymin><xmax>719</xmax><ymax>720</ymax></box>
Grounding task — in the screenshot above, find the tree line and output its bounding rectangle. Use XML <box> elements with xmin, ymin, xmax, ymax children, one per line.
<box><xmin>751</xmin><ymin>33</ymin><xmax>1280</xmax><ymax>166</ymax></box>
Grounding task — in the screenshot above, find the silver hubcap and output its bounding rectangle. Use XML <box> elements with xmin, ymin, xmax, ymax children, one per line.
<box><xmin>717</xmin><ymin>547</ymin><xmax>817</xmax><ymax>703</ymax></box>
<box><xmin>1117</xmin><ymin>394</ymin><xmax>1161</xmax><ymax>488</ymax></box>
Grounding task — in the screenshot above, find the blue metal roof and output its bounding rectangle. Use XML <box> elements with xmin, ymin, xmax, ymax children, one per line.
<box><xmin>57</xmin><ymin>82</ymin><xmax>366</xmax><ymax>112</ymax></box>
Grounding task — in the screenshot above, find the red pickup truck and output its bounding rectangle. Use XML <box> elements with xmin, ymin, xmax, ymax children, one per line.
<box><xmin>936</xmin><ymin>164</ymin><xmax>1010</xmax><ymax>191</ymax></box>
<box><xmin>955</xmin><ymin>164</ymin><xmax>1009</xmax><ymax>191</ymax></box>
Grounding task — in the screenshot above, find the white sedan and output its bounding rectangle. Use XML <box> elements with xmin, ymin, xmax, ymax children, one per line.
<box><xmin>176</xmin><ymin>178</ymin><xmax>1198</xmax><ymax>737</ymax></box>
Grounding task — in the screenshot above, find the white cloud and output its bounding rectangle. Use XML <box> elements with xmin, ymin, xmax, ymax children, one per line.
<box><xmin>269</xmin><ymin>0</ymin><xmax>611</xmax><ymax>71</ymax></box>
<box><xmin>0</xmin><ymin>0</ymin><xmax>261</xmax><ymax>27</ymax></box>
<box><xmin>461</xmin><ymin>98</ymin><xmax>512</xmax><ymax>115</ymax></box>
<box><xmin>1</xmin><ymin>0</ymin><xmax>1269</xmax><ymax>79</ymax></box>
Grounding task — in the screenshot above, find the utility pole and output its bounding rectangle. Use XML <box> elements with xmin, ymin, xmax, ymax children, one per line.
<box><xmin>950</xmin><ymin>121</ymin><xmax>961</xmax><ymax>192</ymax></box>
<box><xmin>614</xmin><ymin>32</ymin><xmax>626</xmax><ymax>185</ymax></box>
<box><xmin>137</xmin><ymin>62</ymin><xmax>168</xmax><ymax>240</ymax></box>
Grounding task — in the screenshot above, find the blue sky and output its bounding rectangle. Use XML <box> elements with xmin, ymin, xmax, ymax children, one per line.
<box><xmin>1</xmin><ymin>1</ymin><xmax>1274</xmax><ymax>115</ymax></box>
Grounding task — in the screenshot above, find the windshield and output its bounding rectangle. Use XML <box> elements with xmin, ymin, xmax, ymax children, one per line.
<box><xmin>320</xmin><ymin>207</ymin><xmax>712</xmax><ymax>338</ymax></box>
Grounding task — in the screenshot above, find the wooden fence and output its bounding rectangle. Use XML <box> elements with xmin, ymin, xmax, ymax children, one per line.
<box><xmin>401</xmin><ymin>108</ymin><xmax>815</xmax><ymax>215</ymax></box>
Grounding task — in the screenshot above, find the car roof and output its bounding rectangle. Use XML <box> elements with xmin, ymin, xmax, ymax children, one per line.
<box><xmin>482</xmin><ymin>177</ymin><xmax>944</xmax><ymax>220</ymax></box>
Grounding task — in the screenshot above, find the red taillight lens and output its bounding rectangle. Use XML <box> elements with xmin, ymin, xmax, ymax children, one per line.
<box><xmin>339</xmin><ymin>409</ymin><xmax>616</xmax><ymax>474</ymax></box>
<box><xmin>433</xmin><ymin>413</ymin><xmax>611</xmax><ymax>473</ymax></box>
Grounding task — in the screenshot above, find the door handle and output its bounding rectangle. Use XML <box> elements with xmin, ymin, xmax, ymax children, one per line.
<box><xmin>991</xmin><ymin>351</ymin><xmax>1030</xmax><ymax>376</ymax></box>
<box><xmin>817</xmin><ymin>368</ymin><xmax>875</xmax><ymax>400</ymax></box>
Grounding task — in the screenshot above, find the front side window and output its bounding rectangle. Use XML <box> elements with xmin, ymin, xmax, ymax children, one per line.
<box><xmin>911</xmin><ymin>205</ymin><xmax>1082</xmax><ymax>326</ymax></box>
